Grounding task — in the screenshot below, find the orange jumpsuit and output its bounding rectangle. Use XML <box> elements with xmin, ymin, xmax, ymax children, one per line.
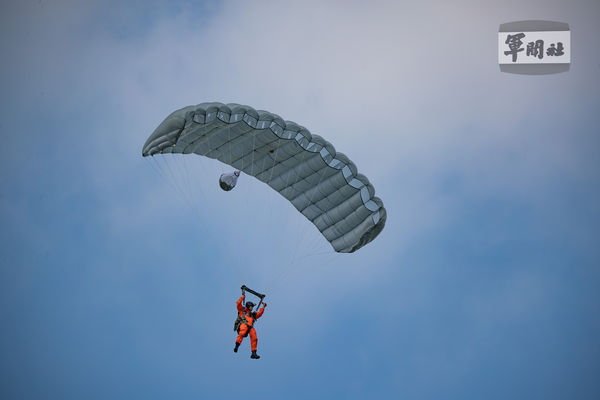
<box><xmin>235</xmin><ymin>296</ymin><xmax>265</xmax><ymax>351</ymax></box>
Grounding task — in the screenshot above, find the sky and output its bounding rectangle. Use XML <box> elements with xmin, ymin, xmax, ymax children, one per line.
<box><xmin>1</xmin><ymin>0</ymin><xmax>599</xmax><ymax>399</ymax></box>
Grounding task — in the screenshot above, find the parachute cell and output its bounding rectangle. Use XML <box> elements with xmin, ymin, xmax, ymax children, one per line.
<box><xmin>142</xmin><ymin>102</ymin><xmax>386</xmax><ymax>253</ymax></box>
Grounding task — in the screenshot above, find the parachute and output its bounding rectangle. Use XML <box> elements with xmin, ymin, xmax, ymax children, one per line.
<box><xmin>142</xmin><ymin>102</ymin><xmax>386</xmax><ymax>253</ymax></box>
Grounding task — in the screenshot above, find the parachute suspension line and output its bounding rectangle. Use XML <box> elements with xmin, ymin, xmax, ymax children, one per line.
<box><xmin>259</xmin><ymin>136</ymin><xmax>286</xmax><ymax>264</ymax></box>
<box><xmin>147</xmin><ymin>155</ymin><xmax>169</xmax><ymax>185</ymax></box>
<box><xmin>268</xmin><ymin>224</ymin><xmax>338</xmax><ymax>294</ymax></box>
<box><xmin>228</xmin><ymin>125</ymin><xmax>245</xmax><ymax>273</ymax></box>
<box><xmin>225</xmin><ymin>126</ymin><xmax>245</xmax><ymax>271</ymax></box>
<box><xmin>264</xmin><ymin>260</ymin><xmax>292</xmax><ymax>291</ymax></box>
<box><xmin>148</xmin><ymin>155</ymin><xmax>201</xmax><ymax>220</ymax></box>
<box><xmin>180</xmin><ymin>154</ymin><xmax>206</xmax><ymax>217</ymax></box>
<box><xmin>179</xmin><ymin>154</ymin><xmax>195</xmax><ymax>195</ymax></box>
<box><xmin>288</xmin><ymin>211</ymin><xmax>314</xmax><ymax>270</ymax></box>
<box><xmin>209</xmin><ymin>126</ymin><xmax>248</xmax><ymax>272</ymax></box>
<box><xmin>264</xmin><ymin>245</ymin><xmax>337</xmax><ymax>298</ymax></box>
<box><xmin>265</xmin><ymin>160</ymin><xmax>339</xmax><ymax>294</ymax></box>
<box><xmin>252</xmin><ymin>131</ymin><xmax>281</xmax><ymax>250</ymax></box>
<box><xmin>172</xmin><ymin>154</ymin><xmax>195</xmax><ymax>203</ymax></box>
<box><xmin>254</xmin><ymin>136</ymin><xmax>282</xmax><ymax>242</ymax></box>
<box><xmin>264</xmin><ymin>144</ymin><xmax>321</xmax><ymax>294</ymax></box>
<box><xmin>287</xmin><ymin>249</ymin><xmax>338</xmax><ymax>290</ymax></box>
<box><xmin>169</xmin><ymin>153</ymin><xmax>204</xmax><ymax>220</ymax></box>
<box><xmin>171</xmin><ymin>153</ymin><xmax>201</xmax><ymax>217</ymax></box>
<box><xmin>147</xmin><ymin>156</ymin><xmax>181</xmax><ymax>203</ymax></box>
<box><xmin>292</xmin><ymin>248</ymin><xmax>337</xmax><ymax>260</ymax></box>
<box><xmin>185</xmin><ymin>155</ymin><xmax>206</xmax><ymax>201</ymax></box>
<box><xmin>158</xmin><ymin>154</ymin><xmax>188</xmax><ymax>203</ymax></box>
<box><xmin>262</xmin><ymin>145</ymin><xmax>309</xmax><ymax>294</ymax></box>
<box><xmin>306</xmin><ymin>231</ymin><xmax>333</xmax><ymax>258</ymax></box>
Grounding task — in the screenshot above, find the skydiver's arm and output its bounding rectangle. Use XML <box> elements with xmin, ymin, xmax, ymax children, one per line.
<box><xmin>237</xmin><ymin>296</ymin><xmax>244</xmax><ymax>312</ymax></box>
<box><xmin>256</xmin><ymin>303</ymin><xmax>266</xmax><ymax>319</ymax></box>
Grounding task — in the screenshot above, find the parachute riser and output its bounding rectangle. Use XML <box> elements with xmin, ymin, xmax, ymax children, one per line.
<box><xmin>241</xmin><ymin>284</ymin><xmax>266</xmax><ymax>318</ymax></box>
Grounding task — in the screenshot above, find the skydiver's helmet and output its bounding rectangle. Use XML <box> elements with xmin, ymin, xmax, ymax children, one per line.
<box><xmin>245</xmin><ymin>301</ymin><xmax>255</xmax><ymax>309</ymax></box>
<box><xmin>219</xmin><ymin>170</ymin><xmax>241</xmax><ymax>191</ymax></box>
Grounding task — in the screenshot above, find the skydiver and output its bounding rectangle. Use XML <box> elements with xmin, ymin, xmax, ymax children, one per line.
<box><xmin>234</xmin><ymin>288</ymin><xmax>267</xmax><ymax>359</ymax></box>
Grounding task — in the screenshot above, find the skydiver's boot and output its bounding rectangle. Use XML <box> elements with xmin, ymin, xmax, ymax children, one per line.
<box><xmin>234</xmin><ymin>342</ymin><xmax>240</xmax><ymax>353</ymax></box>
<box><xmin>250</xmin><ymin>350</ymin><xmax>260</xmax><ymax>359</ymax></box>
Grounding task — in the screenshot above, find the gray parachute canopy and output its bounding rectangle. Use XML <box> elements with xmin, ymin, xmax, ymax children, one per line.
<box><xmin>142</xmin><ymin>102</ymin><xmax>386</xmax><ymax>253</ymax></box>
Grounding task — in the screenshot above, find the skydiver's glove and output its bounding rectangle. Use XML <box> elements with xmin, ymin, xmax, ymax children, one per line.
<box><xmin>263</xmin><ymin>302</ymin><xmax>267</xmax><ymax>308</ymax></box>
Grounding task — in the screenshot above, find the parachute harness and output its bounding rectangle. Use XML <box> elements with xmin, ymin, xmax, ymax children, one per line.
<box><xmin>234</xmin><ymin>309</ymin><xmax>258</xmax><ymax>336</ymax></box>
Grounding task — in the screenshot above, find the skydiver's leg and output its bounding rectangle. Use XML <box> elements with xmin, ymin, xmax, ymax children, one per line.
<box><xmin>236</xmin><ymin>324</ymin><xmax>248</xmax><ymax>347</ymax></box>
<box><xmin>249</xmin><ymin>328</ymin><xmax>260</xmax><ymax>359</ymax></box>
<box><xmin>249</xmin><ymin>327</ymin><xmax>258</xmax><ymax>351</ymax></box>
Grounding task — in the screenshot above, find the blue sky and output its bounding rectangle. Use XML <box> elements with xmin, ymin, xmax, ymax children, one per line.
<box><xmin>1</xmin><ymin>0</ymin><xmax>599</xmax><ymax>399</ymax></box>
